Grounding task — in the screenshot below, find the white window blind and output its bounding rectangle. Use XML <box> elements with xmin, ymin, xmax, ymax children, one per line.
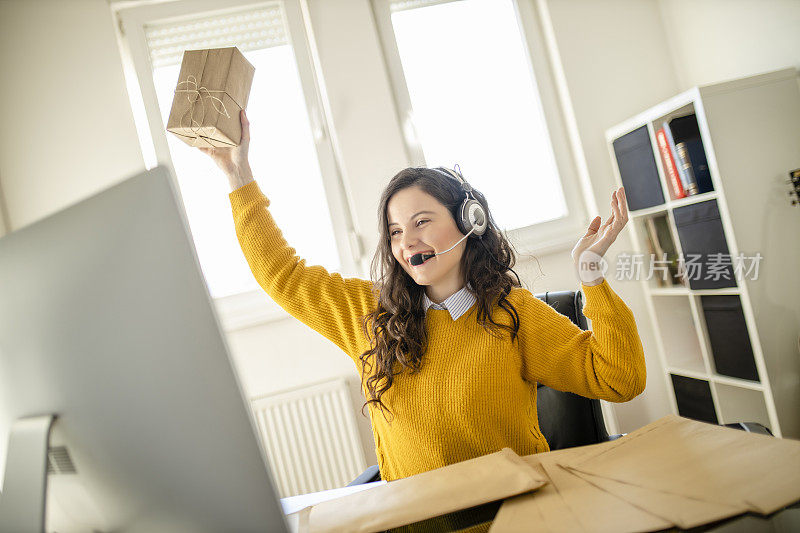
<box><xmin>145</xmin><ymin>5</ymin><xmax>287</xmax><ymax>68</ymax></box>
<box><xmin>143</xmin><ymin>3</ymin><xmax>340</xmax><ymax>300</ymax></box>
<box><xmin>389</xmin><ymin>0</ymin><xmax>461</xmax><ymax>13</ymax></box>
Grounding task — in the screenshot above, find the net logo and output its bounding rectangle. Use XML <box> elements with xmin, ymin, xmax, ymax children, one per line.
<box><xmin>576</xmin><ymin>250</ymin><xmax>609</xmax><ymax>284</ymax></box>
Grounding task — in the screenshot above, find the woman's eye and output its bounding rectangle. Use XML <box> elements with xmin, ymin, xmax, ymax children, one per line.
<box><xmin>390</xmin><ymin>220</ymin><xmax>428</xmax><ymax>237</ymax></box>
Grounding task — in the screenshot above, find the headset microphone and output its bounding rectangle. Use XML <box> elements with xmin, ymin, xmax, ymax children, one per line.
<box><xmin>409</xmin><ymin>252</ymin><xmax>434</xmax><ymax>267</ymax></box>
<box><xmin>409</xmin><ymin>228</ymin><xmax>476</xmax><ymax>266</ymax></box>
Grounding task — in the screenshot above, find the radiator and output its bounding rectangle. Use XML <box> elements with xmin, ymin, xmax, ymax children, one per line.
<box><xmin>250</xmin><ymin>378</ymin><xmax>368</xmax><ymax>498</ymax></box>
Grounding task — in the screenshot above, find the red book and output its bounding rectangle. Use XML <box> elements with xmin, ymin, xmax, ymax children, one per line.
<box><xmin>656</xmin><ymin>127</ymin><xmax>686</xmax><ymax>199</ymax></box>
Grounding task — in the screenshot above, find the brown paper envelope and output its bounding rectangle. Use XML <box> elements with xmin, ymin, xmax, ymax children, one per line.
<box><xmin>523</xmin><ymin>439</ymin><xmax>620</xmax><ymax>467</ymax></box>
<box><xmin>567</xmin><ymin>414</ymin><xmax>800</xmax><ymax>515</ymax></box>
<box><xmin>489</xmin><ymin>441</ymin><xmax>627</xmax><ymax>532</ymax></box>
<box><xmin>564</xmin><ymin>415</ymin><xmax>677</xmax><ymax>466</ymax></box>
<box><xmin>305</xmin><ymin>448</ymin><xmax>546</xmax><ymax>533</ymax></box>
<box><xmin>539</xmin><ymin>456</ymin><xmax>671</xmax><ymax>533</ymax></box>
<box><xmin>565</xmin><ymin>467</ymin><xmax>743</xmax><ymax>530</ymax></box>
<box><xmin>489</xmin><ymin>463</ymin><xmax>581</xmax><ymax>533</ymax></box>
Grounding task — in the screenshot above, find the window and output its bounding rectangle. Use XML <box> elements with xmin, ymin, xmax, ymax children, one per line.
<box><xmin>373</xmin><ymin>0</ymin><xmax>587</xmax><ymax>250</ymax></box>
<box><xmin>117</xmin><ymin>0</ymin><xmax>356</xmax><ymax>328</ymax></box>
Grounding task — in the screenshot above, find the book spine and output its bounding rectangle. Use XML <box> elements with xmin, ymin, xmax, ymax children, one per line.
<box><xmin>656</xmin><ymin>128</ymin><xmax>687</xmax><ymax>199</ymax></box>
<box><xmin>642</xmin><ymin>222</ymin><xmax>664</xmax><ymax>287</ymax></box>
<box><xmin>683</xmin><ymin>138</ymin><xmax>711</xmax><ymax>193</ymax></box>
<box><xmin>662</xmin><ymin>121</ymin><xmax>692</xmax><ymax>194</ymax></box>
<box><xmin>675</xmin><ymin>142</ymin><xmax>699</xmax><ymax>195</ymax></box>
<box><xmin>645</xmin><ymin>217</ymin><xmax>667</xmax><ymax>287</ymax></box>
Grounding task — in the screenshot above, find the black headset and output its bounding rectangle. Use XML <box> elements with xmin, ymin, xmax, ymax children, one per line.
<box><xmin>431</xmin><ymin>165</ymin><xmax>488</xmax><ymax>239</ymax></box>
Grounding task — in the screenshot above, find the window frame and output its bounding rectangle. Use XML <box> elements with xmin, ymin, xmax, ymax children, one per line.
<box><xmin>114</xmin><ymin>0</ymin><xmax>361</xmax><ymax>331</ymax></box>
<box><xmin>0</xmin><ymin>189</ymin><xmax>8</xmax><ymax>238</ymax></box>
<box><xmin>370</xmin><ymin>0</ymin><xmax>589</xmax><ymax>256</ymax></box>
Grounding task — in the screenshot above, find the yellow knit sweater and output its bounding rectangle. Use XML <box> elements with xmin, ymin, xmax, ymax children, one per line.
<box><xmin>230</xmin><ymin>181</ymin><xmax>646</xmax><ymax>482</ymax></box>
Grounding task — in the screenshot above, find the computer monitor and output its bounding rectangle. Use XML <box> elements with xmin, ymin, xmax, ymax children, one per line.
<box><xmin>0</xmin><ymin>166</ymin><xmax>289</xmax><ymax>532</ymax></box>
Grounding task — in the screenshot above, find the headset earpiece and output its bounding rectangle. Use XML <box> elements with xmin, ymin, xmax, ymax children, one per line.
<box><xmin>433</xmin><ymin>166</ymin><xmax>488</xmax><ymax>238</ymax></box>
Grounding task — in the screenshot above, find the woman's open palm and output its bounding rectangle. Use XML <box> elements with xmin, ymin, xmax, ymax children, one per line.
<box><xmin>572</xmin><ymin>186</ymin><xmax>629</xmax><ymax>263</ymax></box>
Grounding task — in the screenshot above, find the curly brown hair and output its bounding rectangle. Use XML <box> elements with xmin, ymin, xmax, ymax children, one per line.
<box><xmin>359</xmin><ymin>167</ymin><xmax>524</xmax><ymax>420</ymax></box>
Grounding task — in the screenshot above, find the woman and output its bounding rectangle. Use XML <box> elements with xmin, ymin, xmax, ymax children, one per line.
<box><xmin>200</xmin><ymin>109</ymin><xmax>646</xmax><ymax>482</ymax></box>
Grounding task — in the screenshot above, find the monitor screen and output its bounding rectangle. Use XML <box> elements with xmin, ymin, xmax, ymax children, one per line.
<box><xmin>0</xmin><ymin>165</ymin><xmax>288</xmax><ymax>532</ymax></box>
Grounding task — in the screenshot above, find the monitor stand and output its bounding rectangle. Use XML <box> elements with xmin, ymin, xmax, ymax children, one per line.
<box><xmin>0</xmin><ymin>415</ymin><xmax>54</xmax><ymax>533</ymax></box>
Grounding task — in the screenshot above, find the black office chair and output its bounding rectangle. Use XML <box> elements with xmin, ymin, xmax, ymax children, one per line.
<box><xmin>347</xmin><ymin>290</ymin><xmax>771</xmax><ymax>486</ymax></box>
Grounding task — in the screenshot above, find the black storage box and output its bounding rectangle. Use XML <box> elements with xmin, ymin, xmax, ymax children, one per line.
<box><xmin>612</xmin><ymin>126</ymin><xmax>665</xmax><ymax>210</ymax></box>
<box><xmin>670</xmin><ymin>374</ymin><xmax>718</xmax><ymax>424</ymax></box>
<box><xmin>673</xmin><ymin>200</ymin><xmax>736</xmax><ymax>289</ymax></box>
<box><xmin>701</xmin><ymin>295</ymin><xmax>759</xmax><ymax>381</ymax></box>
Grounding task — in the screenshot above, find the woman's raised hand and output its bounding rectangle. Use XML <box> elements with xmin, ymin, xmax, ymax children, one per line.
<box><xmin>198</xmin><ymin>109</ymin><xmax>253</xmax><ymax>190</ymax></box>
<box><xmin>571</xmin><ymin>186</ymin><xmax>629</xmax><ymax>285</ymax></box>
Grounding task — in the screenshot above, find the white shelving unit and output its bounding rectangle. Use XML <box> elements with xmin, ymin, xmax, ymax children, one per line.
<box><xmin>605</xmin><ymin>68</ymin><xmax>800</xmax><ymax>439</ymax></box>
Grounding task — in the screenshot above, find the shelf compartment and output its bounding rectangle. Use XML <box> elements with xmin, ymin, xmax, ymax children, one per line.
<box><xmin>650</xmin><ymin>105</ymin><xmax>715</xmax><ymax>201</ymax></box>
<box><xmin>713</xmin><ymin>383</ymin><xmax>771</xmax><ymax>432</ymax></box>
<box><xmin>652</xmin><ymin>295</ymin><xmax>705</xmax><ymax>374</ymax></box>
<box><xmin>672</xmin><ymin>199</ymin><xmax>737</xmax><ymax>289</ymax></box>
<box><xmin>612</xmin><ymin>125</ymin><xmax>665</xmax><ymax>211</ymax></box>
<box><xmin>637</xmin><ymin>213</ymin><xmax>686</xmax><ymax>290</ymax></box>
<box><xmin>670</xmin><ymin>373</ymin><xmax>718</xmax><ymax>424</ymax></box>
<box><xmin>700</xmin><ymin>295</ymin><xmax>759</xmax><ymax>382</ymax></box>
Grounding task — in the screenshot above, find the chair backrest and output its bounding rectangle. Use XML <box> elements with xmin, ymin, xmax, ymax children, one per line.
<box><xmin>534</xmin><ymin>290</ymin><xmax>610</xmax><ymax>450</ymax></box>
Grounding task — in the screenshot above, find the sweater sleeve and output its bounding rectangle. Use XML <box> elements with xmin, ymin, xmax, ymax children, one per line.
<box><xmin>229</xmin><ymin>180</ymin><xmax>377</xmax><ymax>358</ymax></box>
<box><xmin>517</xmin><ymin>280</ymin><xmax>646</xmax><ymax>402</ymax></box>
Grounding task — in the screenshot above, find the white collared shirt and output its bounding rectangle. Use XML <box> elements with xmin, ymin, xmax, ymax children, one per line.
<box><xmin>422</xmin><ymin>283</ymin><xmax>477</xmax><ymax>321</ymax></box>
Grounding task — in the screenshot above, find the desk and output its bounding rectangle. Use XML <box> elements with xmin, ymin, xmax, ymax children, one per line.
<box><xmin>281</xmin><ymin>412</ymin><xmax>800</xmax><ymax>533</ymax></box>
<box><xmin>283</xmin><ymin>486</ymin><xmax>800</xmax><ymax>533</ymax></box>
<box><xmin>386</xmin><ymin>499</ymin><xmax>800</xmax><ymax>533</ymax></box>
<box><xmin>280</xmin><ymin>481</ymin><xmax>387</xmax><ymax>515</ymax></box>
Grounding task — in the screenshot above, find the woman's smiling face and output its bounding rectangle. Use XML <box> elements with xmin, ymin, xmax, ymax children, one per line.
<box><xmin>387</xmin><ymin>186</ymin><xmax>467</xmax><ymax>299</ymax></box>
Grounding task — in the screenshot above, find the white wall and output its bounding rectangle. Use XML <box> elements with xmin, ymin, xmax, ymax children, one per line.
<box><xmin>658</xmin><ymin>0</ymin><xmax>800</xmax><ymax>90</ymax></box>
<box><xmin>1</xmin><ymin>0</ymin><xmax>797</xmax><ymax>476</ymax></box>
<box><xmin>0</xmin><ymin>0</ymin><xmax>144</xmax><ymax>231</ymax></box>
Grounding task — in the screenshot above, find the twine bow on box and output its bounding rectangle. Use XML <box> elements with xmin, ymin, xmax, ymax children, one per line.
<box><xmin>173</xmin><ymin>74</ymin><xmax>232</xmax><ymax>147</ymax></box>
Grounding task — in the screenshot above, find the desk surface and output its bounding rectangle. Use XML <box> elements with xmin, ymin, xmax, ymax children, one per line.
<box><xmin>283</xmin><ymin>484</ymin><xmax>800</xmax><ymax>532</ymax></box>
<box><xmin>280</xmin><ymin>480</ymin><xmax>387</xmax><ymax>515</ymax></box>
<box><xmin>386</xmin><ymin>499</ymin><xmax>800</xmax><ymax>533</ymax></box>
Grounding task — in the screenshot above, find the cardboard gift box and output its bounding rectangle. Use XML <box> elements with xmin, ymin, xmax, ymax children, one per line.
<box><xmin>166</xmin><ymin>47</ymin><xmax>255</xmax><ymax>148</ymax></box>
